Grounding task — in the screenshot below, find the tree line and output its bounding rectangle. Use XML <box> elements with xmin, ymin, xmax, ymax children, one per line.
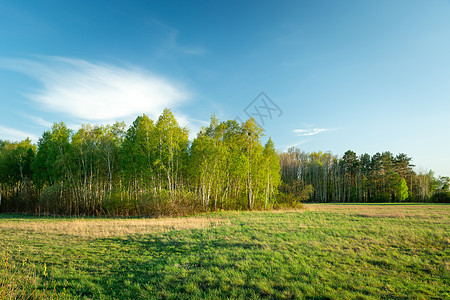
<box><xmin>279</xmin><ymin>148</ymin><xmax>449</xmax><ymax>203</ymax></box>
<box><xmin>0</xmin><ymin>109</ymin><xmax>448</xmax><ymax>216</ymax></box>
<box><xmin>0</xmin><ymin>109</ymin><xmax>281</xmax><ymax>216</ymax></box>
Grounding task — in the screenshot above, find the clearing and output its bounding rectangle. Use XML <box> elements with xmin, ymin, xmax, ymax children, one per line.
<box><xmin>1</xmin><ymin>204</ymin><xmax>448</xmax><ymax>299</ymax></box>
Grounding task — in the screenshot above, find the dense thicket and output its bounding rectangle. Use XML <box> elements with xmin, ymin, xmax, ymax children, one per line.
<box><xmin>0</xmin><ymin>109</ymin><xmax>281</xmax><ymax>216</ymax></box>
<box><xmin>279</xmin><ymin>148</ymin><xmax>450</xmax><ymax>203</ymax></box>
<box><xmin>1</xmin><ymin>109</ymin><xmax>448</xmax><ymax>216</ymax></box>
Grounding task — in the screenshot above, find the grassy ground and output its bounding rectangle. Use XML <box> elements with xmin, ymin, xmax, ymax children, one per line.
<box><xmin>0</xmin><ymin>204</ymin><xmax>448</xmax><ymax>299</ymax></box>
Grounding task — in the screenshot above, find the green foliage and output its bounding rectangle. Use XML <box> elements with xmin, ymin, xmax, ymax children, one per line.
<box><xmin>262</xmin><ymin>138</ymin><xmax>281</xmax><ymax>209</ymax></box>
<box><xmin>188</xmin><ymin>116</ymin><xmax>281</xmax><ymax>212</ymax></box>
<box><xmin>32</xmin><ymin>122</ymin><xmax>72</xmax><ymax>190</ymax></box>
<box><xmin>102</xmin><ymin>190</ymin><xmax>136</xmax><ymax>216</ymax></box>
<box><xmin>279</xmin><ymin>147</ymin><xmax>444</xmax><ymax>203</ymax></box>
<box><xmin>430</xmin><ymin>191</ymin><xmax>450</xmax><ymax>203</ymax></box>
<box><xmin>0</xmin><ymin>139</ymin><xmax>37</xmax><ymax>212</ymax></box>
<box><xmin>38</xmin><ymin>184</ymin><xmax>75</xmax><ymax>215</ymax></box>
<box><xmin>1</xmin><ymin>109</ymin><xmax>288</xmax><ymax>216</ymax></box>
<box><xmin>154</xmin><ymin>109</ymin><xmax>189</xmax><ymax>193</ymax></box>
<box><xmin>278</xmin><ymin>179</ymin><xmax>313</xmax><ymax>204</ymax></box>
<box><xmin>396</xmin><ymin>177</ymin><xmax>409</xmax><ymax>201</ymax></box>
<box><xmin>1</xmin><ymin>109</ymin><xmax>448</xmax><ymax>216</ymax></box>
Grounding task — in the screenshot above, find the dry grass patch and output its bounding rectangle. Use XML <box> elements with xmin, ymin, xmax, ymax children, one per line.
<box><xmin>0</xmin><ymin>217</ymin><xmax>229</xmax><ymax>239</ymax></box>
<box><xmin>305</xmin><ymin>204</ymin><xmax>449</xmax><ymax>219</ymax></box>
<box><xmin>268</xmin><ymin>208</ymin><xmax>304</xmax><ymax>214</ymax></box>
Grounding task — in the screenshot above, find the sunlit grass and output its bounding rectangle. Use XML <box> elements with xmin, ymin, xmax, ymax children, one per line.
<box><xmin>0</xmin><ymin>216</ymin><xmax>228</xmax><ymax>239</ymax></box>
<box><xmin>1</xmin><ymin>204</ymin><xmax>448</xmax><ymax>299</ymax></box>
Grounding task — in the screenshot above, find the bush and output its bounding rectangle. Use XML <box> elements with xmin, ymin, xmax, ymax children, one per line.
<box><xmin>275</xmin><ymin>192</ymin><xmax>305</xmax><ymax>208</ymax></box>
<box><xmin>0</xmin><ymin>180</ymin><xmax>37</xmax><ymax>213</ymax></box>
<box><xmin>38</xmin><ymin>184</ymin><xmax>76</xmax><ymax>215</ymax></box>
<box><xmin>102</xmin><ymin>191</ymin><xmax>137</xmax><ymax>216</ymax></box>
<box><xmin>369</xmin><ymin>193</ymin><xmax>391</xmax><ymax>203</ymax></box>
<box><xmin>431</xmin><ymin>191</ymin><xmax>450</xmax><ymax>203</ymax></box>
<box><xmin>101</xmin><ymin>189</ymin><xmax>202</xmax><ymax>217</ymax></box>
<box><xmin>137</xmin><ymin>189</ymin><xmax>202</xmax><ymax>217</ymax></box>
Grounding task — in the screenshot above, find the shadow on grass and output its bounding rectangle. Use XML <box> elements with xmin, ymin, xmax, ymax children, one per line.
<box><xmin>86</xmin><ymin>232</ymin><xmax>284</xmax><ymax>299</ymax></box>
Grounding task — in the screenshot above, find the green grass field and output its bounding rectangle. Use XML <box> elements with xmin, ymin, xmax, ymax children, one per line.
<box><xmin>1</xmin><ymin>204</ymin><xmax>449</xmax><ymax>299</ymax></box>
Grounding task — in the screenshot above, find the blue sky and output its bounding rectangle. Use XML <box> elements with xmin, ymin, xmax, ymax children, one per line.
<box><xmin>0</xmin><ymin>0</ymin><xmax>449</xmax><ymax>176</ymax></box>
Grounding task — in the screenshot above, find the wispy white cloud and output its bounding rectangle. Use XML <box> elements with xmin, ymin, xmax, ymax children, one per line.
<box><xmin>282</xmin><ymin>140</ymin><xmax>309</xmax><ymax>152</ymax></box>
<box><xmin>0</xmin><ymin>56</ymin><xmax>190</xmax><ymax>122</ymax></box>
<box><xmin>0</xmin><ymin>126</ymin><xmax>39</xmax><ymax>142</ymax></box>
<box><xmin>293</xmin><ymin>128</ymin><xmax>332</xmax><ymax>136</ymax></box>
<box><xmin>25</xmin><ymin>115</ymin><xmax>53</xmax><ymax>128</ymax></box>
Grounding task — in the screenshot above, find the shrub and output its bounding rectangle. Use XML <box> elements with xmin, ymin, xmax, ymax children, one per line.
<box><xmin>38</xmin><ymin>184</ymin><xmax>75</xmax><ymax>215</ymax></box>
<box><xmin>431</xmin><ymin>191</ymin><xmax>450</xmax><ymax>203</ymax></box>
<box><xmin>275</xmin><ymin>192</ymin><xmax>305</xmax><ymax>208</ymax></box>
<box><xmin>102</xmin><ymin>190</ymin><xmax>137</xmax><ymax>216</ymax></box>
<box><xmin>138</xmin><ymin>189</ymin><xmax>202</xmax><ymax>217</ymax></box>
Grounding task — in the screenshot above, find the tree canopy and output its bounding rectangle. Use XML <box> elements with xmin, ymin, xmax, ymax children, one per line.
<box><xmin>0</xmin><ymin>109</ymin><xmax>447</xmax><ymax>216</ymax></box>
<box><xmin>0</xmin><ymin>109</ymin><xmax>282</xmax><ymax>215</ymax></box>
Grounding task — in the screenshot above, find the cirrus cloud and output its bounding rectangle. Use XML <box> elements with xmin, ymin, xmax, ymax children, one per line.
<box><xmin>294</xmin><ymin>128</ymin><xmax>331</xmax><ymax>136</ymax></box>
<box><xmin>0</xmin><ymin>126</ymin><xmax>39</xmax><ymax>142</ymax></box>
<box><xmin>0</xmin><ymin>56</ymin><xmax>189</xmax><ymax>122</ymax></box>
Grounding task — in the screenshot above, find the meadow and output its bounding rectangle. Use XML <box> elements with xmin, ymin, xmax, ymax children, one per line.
<box><xmin>1</xmin><ymin>204</ymin><xmax>448</xmax><ymax>299</ymax></box>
